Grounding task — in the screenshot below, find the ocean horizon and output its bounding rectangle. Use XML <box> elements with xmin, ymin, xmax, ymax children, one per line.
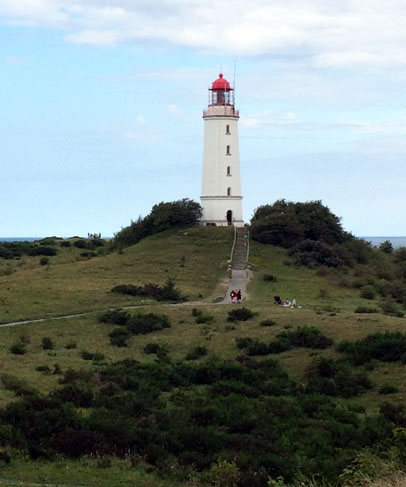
<box><xmin>1</xmin><ymin>235</ymin><xmax>406</xmax><ymax>248</ymax></box>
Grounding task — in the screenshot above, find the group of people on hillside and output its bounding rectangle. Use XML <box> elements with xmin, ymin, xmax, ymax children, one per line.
<box><xmin>273</xmin><ymin>296</ymin><xmax>301</xmax><ymax>308</ymax></box>
<box><xmin>230</xmin><ymin>289</ymin><xmax>242</xmax><ymax>303</ymax></box>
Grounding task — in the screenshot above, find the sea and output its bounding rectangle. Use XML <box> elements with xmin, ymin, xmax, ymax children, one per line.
<box><xmin>1</xmin><ymin>236</ymin><xmax>406</xmax><ymax>248</ymax></box>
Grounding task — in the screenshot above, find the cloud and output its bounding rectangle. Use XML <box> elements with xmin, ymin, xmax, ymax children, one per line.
<box><xmin>1</xmin><ymin>0</ymin><xmax>406</xmax><ymax>68</ymax></box>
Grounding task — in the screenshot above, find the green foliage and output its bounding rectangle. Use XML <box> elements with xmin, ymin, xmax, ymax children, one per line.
<box><xmin>227</xmin><ymin>307</ymin><xmax>257</xmax><ymax>322</ymax></box>
<box><xmin>260</xmin><ymin>319</ymin><xmax>277</xmax><ymax>327</ymax></box>
<box><xmin>41</xmin><ymin>336</ymin><xmax>55</xmax><ymax>350</ymax></box>
<box><xmin>39</xmin><ymin>257</ymin><xmax>49</xmax><ymax>265</ymax></box>
<box><xmin>108</xmin><ymin>328</ymin><xmax>129</xmax><ymax>347</ymax></box>
<box><xmin>111</xmin><ymin>278</ymin><xmax>186</xmax><ymax>302</ymax></box>
<box><xmin>1</xmin><ymin>374</ymin><xmax>37</xmax><ymax>397</ymax></box>
<box><xmin>9</xmin><ymin>342</ymin><xmax>26</xmax><ymax>355</ymax></box>
<box><xmin>379</xmin><ymin>240</ymin><xmax>394</xmax><ymax>253</ymax></box>
<box><xmin>98</xmin><ymin>309</ymin><xmax>130</xmax><ymax>326</ymax></box>
<box><xmin>251</xmin><ymin>200</ymin><xmax>345</xmax><ymax>248</ymax></box>
<box><xmin>394</xmin><ymin>246</ymin><xmax>406</xmax><ymax>262</ymax></box>
<box><xmin>0</xmin><ymin>241</ymin><xmax>57</xmax><ymax>259</ymax></box>
<box><xmin>113</xmin><ymin>198</ymin><xmax>202</xmax><ymax>248</ymax></box>
<box><xmin>209</xmin><ymin>459</ymin><xmax>241</xmax><ymax>487</ymax></box>
<box><xmin>80</xmin><ymin>351</ymin><xmax>105</xmax><ymax>361</ymax></box>
<box><xmin>354</xmin><ymin>305</ymin><xmax>378</xmax><ymax>313</ymax></box>
<box><xmin>185</xmin><ymin>346</ymin><xmax>208</xmax><ymax>361</ymax></box>
<box><xmin>60</xmin><ymin>240</ymin><xmax>71</xmax><ymax>247</ymax></box>
<box><xmin>195</xmin><ymin>313</ymin><xmax>214</xmax><ymax>324</ymax></box>
<box><xmin>379</xmin><ymin>384</ymin><xmax>399</xmax><ymax>395</ymax></box>
<box><xmin>263</xmin><ymin>274</ymin><xmax>277</xmax><ymax>282</ymax></box>
<box><xmin>127</xmin><ymin>312</ymin><xmax>171</xmax><ymax>335</ymax></box>
<box><xmin>338</xmin><ymin>332</ymin><xmax>406</xmax><ymax>365</ymax></box>
<box><xmin>360</xmin><ymin>285</ymin><xmax>376</xmax><ymax>300</ymax></box>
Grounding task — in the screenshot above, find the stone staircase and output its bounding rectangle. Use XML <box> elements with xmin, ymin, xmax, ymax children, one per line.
<box><xmin>231</xmin><ymin>227</ymin><xmax>249</xmax><ymax>270</ymax></box>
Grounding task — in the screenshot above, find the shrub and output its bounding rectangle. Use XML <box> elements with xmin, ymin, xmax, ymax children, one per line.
<box><xmin>98</xmin><ymin>309</ymin><xmax>130</xmax><ymax>326</ymax></box>
<box><xmin>277</xmin><ymin>326</ymin><xmax>333</xmax><ymax>349</ymax></box>
<box><xmin>379</xmin><ymin>384</ymin><xmax>399</xmax><ymax>395</ymax></box>
<box><xmin>260</xmin><ymin>319</ymin><xmax>277</xmax><ymax>327</ymax></box>
<box><xmin>337</xmin><ymin>332</ymin><xmax>406</xmax><ymax>364</ymax></box>
<box><xmin>60</xmin><ymin>241</ymin><xmax>71</xmax><ymax>247</ymax></box>
<box><xmin>379</xmin><ymin>240</ymin><xmax>394</xmax><ymax>253</ymax></box>
<box><xmin>127</xmin><ymin>312</ymin><xmax>171</xmax><ymax>335</ymax></box>
<box><xmin>73</xmin><ymin>239</ymin><xmax>87</xmax><ymax>249</ymax></box>
<box><xmin>80</xmin><ymin>351</ymin><xmax>105</xmax><ymax>361</ymax></box>
<box><xmin>227</xmin><ymin>307</ymin><xmax>257</xmax><ymax>322</ymax></box>
<box><xmin>1</xmin><ymin>374</ymin><xmax>37</xmax><ymax>396</ymax></box>
<box><xmin>35</xmin><ymin>365</ymin><xmax>51</xmax><ymax>374</ymax></box>
<box><xmin>360</xmin><ymin>286</ymin><xmax>376</xmax><ymax>300</ymax></box>
<box><xmin>113</xmin><ymin>198</ymin><xmax>202</xmax><ymax>248</ymax></box>
<box><xmin>394</xmin><ymin>247</ymin><xmax>406</xmax><ymax>262</ymax></box>
<box><xmin>195</xmin><ymin>314</ymin><xmax>214</xmax><ymax>324</ymax></box>
<box><xmin>65</xmin><ymin>342</ymin><xmax>77</xmax><ymax>349</ymax></box>
<box><xmin>26</xmin><ymin>246</ymin><xmax>57</xmax><ymax>256</ymax></box>
<box><xmin>209</xmin><ymin>459</ymin><xmax>241</xmax><ymax>487</ymax></box>
<box><xmin>111</xmin><ymin>278</ymin><xmax>186</xmax><ymax>302</ymax></box>
<box><xmin>41</xmin><ymin>337</ymin><xmax>54</xmax><ymax>350</ymax></box>
<box><xmin>355</xmin><ymin>306</ymin><xmax>378</xmax><ymax>314</ymax></box>
<box><xmin>39</xmin><ymin>257</ymin><xmax>49</xmax><ymax>265</ymax></box>
<box><xmin>0</xmin><ymin>451</ymin><xmax>11</xmax><ymax>465</ymax></box>
<box><xmin>263</xmin><ymin>274</ymin><xmax>277</xmax><ymax>282</ymax></box>
<box><xmin>9</xmin><ymin>342</ymin><xmax>26</xmax><ymax>355</ymax></box>
<box><xmin>108</xmin><ymin>328</ymin><xmax>129</xmax><ymax>347</ymax></box>
<box><xmin>185</xmin><ymin>346</ymin><xmax>208</xmax><ymax>361</ymax></box>
<box><xmin>236</xmin><ymin>337</ymin><xmax>255</xmax><ymax>350</ymax></box>
<box><xmin>192</xmin><ymin>308</ymin><xmax>202</xmax><ymax>317</ymax></box>
<box><xmin>80</xmin><ymin>252</ymin><xmax>97</xmax><ymax>258</ymax></box>
<box><xmin>143</xmin><ymin>343</ymin><xmax>165</xmax><ymax>354</ymax></box>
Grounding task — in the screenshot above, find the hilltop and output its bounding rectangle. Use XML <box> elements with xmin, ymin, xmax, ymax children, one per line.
<box><xmin>0</xmin><ymin>225</ymin><xmax>405</xmax><ymax>487</ymax></box>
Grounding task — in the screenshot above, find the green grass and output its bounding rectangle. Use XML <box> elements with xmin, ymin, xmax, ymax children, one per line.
<box><xmin>0</xmin><ymin>229</ymin><xmax>405</xmax><ymax>485</ymax></box>
<box><xmin>0</xmin><ymin>227</ymin><xmax>232</xmax><ymax>323</ymax></box>
<box><xmin>0</xmin><ymin>454</ymin><xmax>181</xmax><ymax>487</ymax></box>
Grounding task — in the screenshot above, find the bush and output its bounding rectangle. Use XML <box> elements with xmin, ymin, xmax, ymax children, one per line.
<box><xmin>39</xmin><ymin>257</ymin><xmax>49</xmax><ymax>265</ymax></box>
<box><xmin>355</xmin><ymin>306</ymin><xmax>378</xmax><ymax>314</ymax></box>
<box><xmin>127</xmin><ymin>312</ymin><xmax>171</xmax><ymax>335</ymax></box>
<box><xmin>60</xmin><ymin>241</ymin><xmax>71</xmax><ymax>247</ymax></box>
<box><xmin>379</xmin><ymin>384</ymin><xmax>399</xmax><ymax>395</ymax></box>
<box><xmin>108</xmin><ymin>328</ymin><xmax>129</xmax><ymax>347</ymax></box>
<box><xmin>36</xmin><ymin>365</ymin><xmax>51</xmax><ymax>374</ymax></box>
<box><xmin>9</xmin><ymin>342</ymin><xmax>26</xmax><ymax>355</ymax></box>
<box><xmin>379</xmin><ymin>240</ymin><xmax>394</xmax><ymax>253</ymax></box>
<box><xmin>360</xmin><ymin>286</ymin><xmax>376</xmax><ymax>300</ymax></box>
<box><xmin>1</xmin><ymin>374</ymin><xmax>37</xmax><ymax>396</ymax></box>
<box><xmin>111</xmin><ymin>279</ymin><xmax>186</xmax><ymax>302</ymax></box>
<box><xmin>195</xmin><ymin>314</ymin><xmax>214</xmax><ymax>324</ymax></box>
<box><xmin>337</xmin><ymin>332</ymin><xmax>406</xmax><ymax>365</ymax></box>
<box><xmin>41</xmin><ymin>337</ymin><xmax>54</xmax><ymax>350</ymax></box>
<box><xmin>73</xmin><ymin>239</ymin><xmax>87</xmax><ymax>249</ymax></box>
<box><xmin>98</xmin><ymin>309</ymin><xmax>130</xmax><ymax>326</ymax></box>
<box><xmin>113</xmin><ymin>198</ymin><xmax>202</xmax><ymax>248</ymax></box>
<box><xmin>143</xmin><ymin>343</ymin><xmax>166</xmax><ymax>354</ymax></box>
<box><xmin>80</xmin><ymin>351</ymin><xmax>105</xmax><ymax>361</ymax></box>
<box><xmin>263</xmin><ymin>274</ymin><xmax>277</xmax><ymax>282</ymax></box>
<box><xmin>185</xmin><ymin>346</ymin><xmax>208</xmax><ymax>361</ymax></box>
<box><xmin>26</xmin><ymin>246</ymin><xmax>57</xmax><ymax>256</ymax></box>
<box><xmin>65</xmin><ymin>342</ymin><xmax>77</xmax><ymax>349</ymax></box>
<box><xmin>260</xmin><ymin>319</ymin><xmax>277</xmax><ymax>327</ymax></box>
<box><xmin>227</xmin><ymin>307</ymin><xmax>257</xmax><ymax>322</ymax></box>
<box><xmin>277</xmin><ymin>326</ymin><xmax>333</xmax><ymax>349</ymax></box>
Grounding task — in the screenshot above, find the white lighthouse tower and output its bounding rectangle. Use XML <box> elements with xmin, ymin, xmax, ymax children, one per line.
<box><xmin>200</xmin><ymin>73</ymin><xmax>244</xmax><ymax>227</ymax></box>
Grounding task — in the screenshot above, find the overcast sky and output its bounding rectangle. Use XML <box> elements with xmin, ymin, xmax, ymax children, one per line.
<box><xmin>1</xmin><ymin>0</ymin><xmax>405</xmax><ymax>237</ymax></box>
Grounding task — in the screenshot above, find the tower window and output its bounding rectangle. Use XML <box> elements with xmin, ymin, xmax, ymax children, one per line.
<box><xmin>227</xmin><ymin>187</ymin><xmax>231</xmax><ymax>196</ymax></box>
<box><xmin>226</xmin><ymin>145</ymin><xmax>231</xmax><ymax>155</ymax></box>
<box><xmin>227</xmin><ymin>166</ymin><xmax>231</xmax><ymax>176</ymax></box>
<box><xmin>226</xmin><ymin>125</ymin><xmax>230</xmax><ymax>134</ymax></box>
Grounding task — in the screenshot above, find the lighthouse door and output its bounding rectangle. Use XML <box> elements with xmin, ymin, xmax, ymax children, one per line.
<box><xmin>226</xmin><ymin>210</ymin><xmax>232</xmax><ymax>226</ymax></box>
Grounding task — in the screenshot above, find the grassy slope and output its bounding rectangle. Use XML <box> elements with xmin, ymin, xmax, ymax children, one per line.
<box><xmin>0</xmin><ymin>229</ymin><xmax>405</xmax><ymax>486</ymax></box>
<box><xmin>0</xmin><ymin>227</ymin><xmax>232</xmax><ymax>323</ymax></box>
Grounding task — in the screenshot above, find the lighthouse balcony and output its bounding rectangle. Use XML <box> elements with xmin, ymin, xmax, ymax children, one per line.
<box><xmin>203</xmin><ymin>105</ymin><xmax>239</xmax><ymax>118</ymax></box>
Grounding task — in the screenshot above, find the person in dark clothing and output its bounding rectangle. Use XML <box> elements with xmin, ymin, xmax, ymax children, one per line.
<box><xmin>237</xmin><ymin>289</ymin><xmax>242</xmax><ymax>303</ymax></box>
<box><xmin>274</xmin><ymin>295</ymin><xmax>281</xmax><ymax>305</ymax></box>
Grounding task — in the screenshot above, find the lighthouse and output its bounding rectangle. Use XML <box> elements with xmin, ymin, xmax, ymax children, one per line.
<box><xmin>200</xmin><ymin>73</ymin><xmax>244</xmax><ymax>227</ymax></box>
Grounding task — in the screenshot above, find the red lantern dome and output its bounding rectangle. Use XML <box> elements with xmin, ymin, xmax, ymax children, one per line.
<box><xmin>211</xmin><ymin>73</ymin><xmax>231</xmax><ymax>91</ymax></box>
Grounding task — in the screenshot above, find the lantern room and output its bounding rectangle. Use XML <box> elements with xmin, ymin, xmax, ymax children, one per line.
<box><xmin>209</xmin><ymin>73</ymin><xmax>234</xmax><ymax>106</ymax></box>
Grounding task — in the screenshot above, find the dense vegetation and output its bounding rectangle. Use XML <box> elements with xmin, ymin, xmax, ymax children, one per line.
<box><xmin>114</xmin><ymin>199</ymin><xmax>202</xmax><ymax>248</ymax></box>
<box><xmin>1</xmin><ymin>305</ymin><xmax>406</xmax><ymax>486</ymax></box>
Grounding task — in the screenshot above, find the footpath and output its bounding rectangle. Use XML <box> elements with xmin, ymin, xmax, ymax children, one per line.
<box><xmin>0</xmin><ymin>228</ymin><xmax>250</xmax><ymax>328</ymax></box>
<box><xmin>222</xmin><ymin>227</ymin><xmax>249</xmax><ymax>304</ymax></box>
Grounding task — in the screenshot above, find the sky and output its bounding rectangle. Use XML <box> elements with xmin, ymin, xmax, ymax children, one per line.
<box><xmin>1</xmin><ymin>0</ymin><xmax>405</xmax><ymax>238</ymax></box>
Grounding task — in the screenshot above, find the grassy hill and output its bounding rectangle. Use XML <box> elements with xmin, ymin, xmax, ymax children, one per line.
<box><xmin>0</xmin><ymin>227</ymin><xmax>232</xmax><ymax>323</ymax></box>
<box><xmin>0</xmin><ymin>227</ymin><xmax>405</xmax><ymax>487</ymax></box>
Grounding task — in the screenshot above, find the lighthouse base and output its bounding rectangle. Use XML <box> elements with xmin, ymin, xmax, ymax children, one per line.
<box><xmin>200</xmin><ymin>196</ymin><xmax>244</xmax><ymax>227</ymax></box>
